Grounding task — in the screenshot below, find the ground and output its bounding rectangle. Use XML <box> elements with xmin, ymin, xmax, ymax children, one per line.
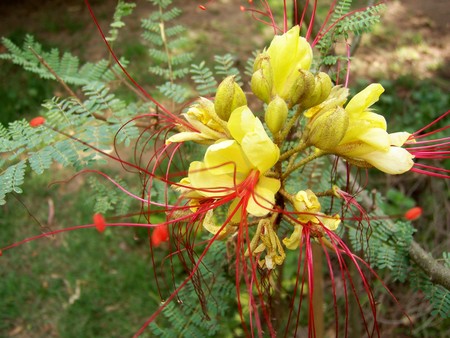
<box><xmin>0</xmin><ymin>1</ymin><xmax>448</xmax><ymax>86</ymax></box>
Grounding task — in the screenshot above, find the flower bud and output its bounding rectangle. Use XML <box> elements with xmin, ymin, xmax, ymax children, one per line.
<box><xmin>214</xmin><ymin>76</ymin><xmax>247</xmax><ymax>121</ymax></box>
<box><xmin>286</xmin><ymin>70</ymin><xmax>315</xmax><ymax>108</ymax></box>
<box><xmin>251</xmin><ymin>56</ymin><xmax>273</xmax><ymax>103</ymax></box>
<box><xmin>306</xmin><ymin>107</ymin><xmax>349</xmax><ymax>150</ymax></box>
<box><xmin>265</xmin><ymin>96</ymin><xmax>288</xmax><ymax>134</ymax></box>
<box><xmin>301</xmin><ymin>72</ymin><xmax>332</xmax><ymax>109</ymax></box>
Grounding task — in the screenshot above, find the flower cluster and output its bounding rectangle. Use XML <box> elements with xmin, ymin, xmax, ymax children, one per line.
<box><xmin>167</xmin><ymin>25</ymin><xmax>416</xmax><ymax>266</ymax></box>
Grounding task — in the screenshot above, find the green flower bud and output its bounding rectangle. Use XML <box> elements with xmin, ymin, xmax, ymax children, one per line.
<box><xmin>251</xmin><ymin>56</ymin><xmax>273</xmax><ymax>103</ymax></box>
<box><xmin>306</xmin><ymin>106</ymin><xmax>349</xmax><ymax>150</ymax></box>
<box><xmin>214</xmin><ymin>76</ymin><xmax>247</xmax><ymax>121</ymax></box>
<box><xmin>301</xmin><ymin>72</ymin><xmax>332</xmax><ymax>109</ymax></box>
<box><xmin>286</xmin><ymin>70</ymin><xmax>315</xmax><ymax>108</ymax></box>
<box><xmin>265</xmin><ymin>96</ymin><xmax>289</xmax><ymax>134</ymax></box>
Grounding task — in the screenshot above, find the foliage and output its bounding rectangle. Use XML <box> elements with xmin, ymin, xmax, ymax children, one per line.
<box><xmin>0</xmin><ymin>0</ymin><xmax>449</xmax><ymax>337</ymax></box>
<box><xmin>316</xmin><ymin>0</ymin><xmax>386</xmax><ymax>68</ymax></box>
<box><xmin>141</xmin><ymin>0</ymin><xmax>193</xmax><ymax>102</ymax></box>
<box><xmin>149</xmin><ymin>241</ymin><xmax>237</xmax><ymax>336</ymax></box>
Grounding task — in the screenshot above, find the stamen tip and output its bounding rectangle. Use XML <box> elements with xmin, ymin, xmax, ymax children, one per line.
<box><xmin>151</xmin><ymin>225</ymin><xmax>169</xmax><ymax>246</ymax></box>
<box><xmin>30</xmin><ymin>116</ymin><xmax>46</xmax><ymax>128</ymax></box>
<box><xmin>93</xmin><ymin>213</ymin><xmax>107</xmax><ymax>233</ymax></box>
<box><xmin>404</xmin><ymin>206</ymin><xmax>422</xmax><ymax>221</ymax></box>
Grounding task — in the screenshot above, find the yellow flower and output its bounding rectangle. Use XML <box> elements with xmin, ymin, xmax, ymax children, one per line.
<box><xmin>283</xmin><ymin>190</ymin><xmax>340</xmax><ymax>250</ymax></box>
<box><xmin>307</xmin><ymin>84</ymin><xmax>414</xmax><ymax>175</ymax></box>
<box><xmin>185</xmin><ymin>106</ymin><xmax>280</xmax><ymax>217</ymax></box>
<box><xmin>252</xmin><ymin>26</ymin><xmax>313</xmax><ymax>107</ymax></box>
<box><xmin>267</xmin><ymin>25</ymin><xmax>313</xmax><ymax>98</ymax></box>
<box><xmin>166</xmin><ymin>98</ymin><xmax>227</xmax><ymax>145</ymax></box>
<box><xmin>292</xmin><ymin>190</ymin><xmax>340</xmax><ymax>230</ymax></box>
<box><xmin>334</xmin><ymin>84</ymin><xmax>414</xmax><ymax>174</ymax></box>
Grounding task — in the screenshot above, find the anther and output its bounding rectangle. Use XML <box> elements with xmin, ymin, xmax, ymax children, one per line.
<box><xmin>30</xmin><ymin>116</ymin><xmax>46</xmax><ymax>128</ymax></box>
<box><xmin>93</xmin><ymin>213</ymin><xmax>107</xmax><ymax>233</ymax></box>
<box><xmin>404</xmin><ymin>207</ymin><xmax>422</xmax><ymax>221</ymax></box>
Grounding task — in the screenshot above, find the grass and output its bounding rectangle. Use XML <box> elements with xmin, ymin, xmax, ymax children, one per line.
<box><xmin>0</xmin><ymin>170</ymin><xmax>165</xmax><ymax>337</ymax></box>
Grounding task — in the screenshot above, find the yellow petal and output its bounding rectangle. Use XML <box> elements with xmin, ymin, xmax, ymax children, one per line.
<box><xmin>282</xmin><ymin>224</ymin><xmax>303</xmax><ymax>250</ymax></box>
<box><xmin>345</xmin><ymin>83</ymin><xmax>384</xmax><ymax>117</ymax></box>
<box><xmin>389</xmin><ymin>132</ymin><xmax>411</xmax><ymax>146</ymax></box>
<box><xmin>204</xmin><ymin>140</ymin><xmax>252</xmax><ymax>176</ymax></box>
<box><xmin>188</xmin><ymin>161</ymin><xmax>236</xmax><ymax>197</ymax></box>
<box><xmin>338</xmin><ymin>127</ymin><xmax>390</xmax><ymax>155</ymax></box>
<box><xmin>202</xmin><ymin>209</ymin><xmax>236</xmax><ymax>239</ymax></box>
<box><xmin>241</xmin><ymin>131</ymin><xmax>280</xmax><ymax>173</ymax></box>
<box><xmin>246</xmin><ymin>176</ymin><xmax>281</xmax><ymax>217</ymax></box>
<box><xmin>317</xmin><ymin>213</ymin><xmax>341</xmax><ymax>231</ymax></box>
<box><xmin>267</xmin><ymin>26</ymin><xmax>313</xmax><ymax>94</ymax></box>
<box><xmin>358</xmin><ymin>147</ymin><xmax>414</xmax><ymax>174</ymax></box>
<box><xmin>166</xmin><ymin>132</ymin><xmax>210</xmax><ymax>144</ymax></box>
<box><xmin>227</xmin><ymin>106</ymin><xmax>257</xmax><ymax>143</ymax></box>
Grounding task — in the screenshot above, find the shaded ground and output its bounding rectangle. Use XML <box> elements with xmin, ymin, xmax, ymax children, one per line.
<box><xmin>1</xmin><ymin>0</ymin><xmax>449</xmax><ymax>78</ymax></box>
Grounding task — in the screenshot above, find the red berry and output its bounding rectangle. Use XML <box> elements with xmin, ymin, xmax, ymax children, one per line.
<box><xmin>199</xmin><ymin>5</ymin><xmax>206</xmax><ymax>10</ymax></box>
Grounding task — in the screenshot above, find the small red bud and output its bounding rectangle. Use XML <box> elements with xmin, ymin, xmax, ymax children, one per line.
<box><xmin>240</xmin><ymin>5</ymin><xmax>245</xmax><ymax>11</ymax></box>
<box><xmin>30</xmin><ymin>116</ymin><xmax>46</xmax><ymax>128</ymax></box>
<box><xmin>0</xmin><ymin>250</ymin><xmax>3</xmax><ymax>256</ymax></box>
<box><xmin>248</xmin><ymin>0</ymin><xmax>253</xmax><ymax>3</ymax></box>
<box><xmin>199</xmin><ymin>5</ymin><xmax>206</xmax><ymax>10</ymax></box>
<box><xmin>152</xmin><ymin>225</ymin><xmax>169</xmax><ymax>246</ymax></box>
<box><xmin>93</xmin><ymin>213</ymin><xmax>106</xmax><ymax>233</ymax></box>
<box><xmin>405</xmin><ymin>207</ymin><xmax>422</xmax><ymax>221</ymax></box>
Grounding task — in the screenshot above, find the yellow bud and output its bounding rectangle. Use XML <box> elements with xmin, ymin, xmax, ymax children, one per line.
<box><xmin>214</xmin><ymin>76</ymin><xmax>247</xmax><ymax>121</ymax></box>
<box><xmin>253</xmin><ymin>52</ymin><xmax>268</xmax><ymax>72</ymax></box>
<box><xmin>286</xmin><ymin>70</ymin><xmax>315</xmax><ymax>108</ymax></box>
<box><xmin>306</xmin><ymin>107</ymin><xmax>349</xmax><ymax>150</ymax></box>
<box><xmin>265</xmin><ymin>96</ymin><xmax>288</xmax><ymax>134</ymax></box>
<box><xmin>302</xmin><ymin>72</ymin><xmax>332</xmax><ymax>109</ymax></box>
<box><xmin>251</xmin><ymin>56</ymin><xmax>273</xmax><ymax>103</ymax></box>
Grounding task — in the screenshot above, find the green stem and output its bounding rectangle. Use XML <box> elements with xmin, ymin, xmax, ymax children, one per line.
<box><xmin>278</xmin><ymin>105</ymin><xmax>304</xmax><ymax>143</ymax></box>
<box><xmin>279</xmin><ymin>141</ymin><xmax>309</xmax><ymax>162</ymax></box>
<box><xmin>282</xmin><ymin>150</ymin><xmax>327</xmax><ymax>180</ymax></box>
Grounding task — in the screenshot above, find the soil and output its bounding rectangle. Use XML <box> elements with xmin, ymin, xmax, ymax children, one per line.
<box><xmin>0</xmin><ymin>0</ymin><xmax>449</xmax><ymax>86</ymax></box>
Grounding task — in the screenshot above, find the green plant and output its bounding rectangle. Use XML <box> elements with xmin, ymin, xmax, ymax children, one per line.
<box><xmin>1</xmin><ymin>1</ymin><xmax>449</xmax><ymax>337</ymax></box>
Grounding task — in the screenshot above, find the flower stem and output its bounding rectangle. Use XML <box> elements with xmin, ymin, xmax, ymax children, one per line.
<box><xmin>279</xmin><ymin>141</ymin><xmax>309</xmax><ymax>162</ymax></box>
<box><xmin>282</xmin><ymin>150</ymin><xmax>327</xmax><ymax>180</ymax></box>
<box><xmin>279</xmin><ymin>105</ymin><xmax>304</xmax><ymax>143</ymax></box>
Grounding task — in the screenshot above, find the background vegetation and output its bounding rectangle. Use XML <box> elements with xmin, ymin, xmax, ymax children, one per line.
<box><xmin>0</xmin><ymin>0</ymin><xmax>449</xmax><ymax>337</ymax></box>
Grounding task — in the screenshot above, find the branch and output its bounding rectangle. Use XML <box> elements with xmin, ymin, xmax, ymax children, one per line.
<box><xmin>409</xmin><ymin>241</ymin><xmax>450</xmax><ymax>290</ymax></box>
<box><xmin>335</xmin><ymin>161</ymin><xmax>450</xmax><ymax>291</ymax></box>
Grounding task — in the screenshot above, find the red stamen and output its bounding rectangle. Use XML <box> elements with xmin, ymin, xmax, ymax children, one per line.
<box><xmin>199</xmin><ymin>5</ymin><xmax>206</xmax><ymax>10</ymax></box>
<box><xmin>405</xmin><ymin>207</ymin><xmax>423</xmax><ymax>221</ymax></box>
<box><xmin>93</xmin><ymin>213</ymin><xmax>106</xmax><ymax>233</ymax></box>
<box><xmin>29</xmin><ymin>116</ymin><xmax>46</xmax><ymax>128</ymax></box>
<box><xmin>151</xmin><ymin>225</ymin><xmax>169</xmax><ymax>246</ymax></box>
